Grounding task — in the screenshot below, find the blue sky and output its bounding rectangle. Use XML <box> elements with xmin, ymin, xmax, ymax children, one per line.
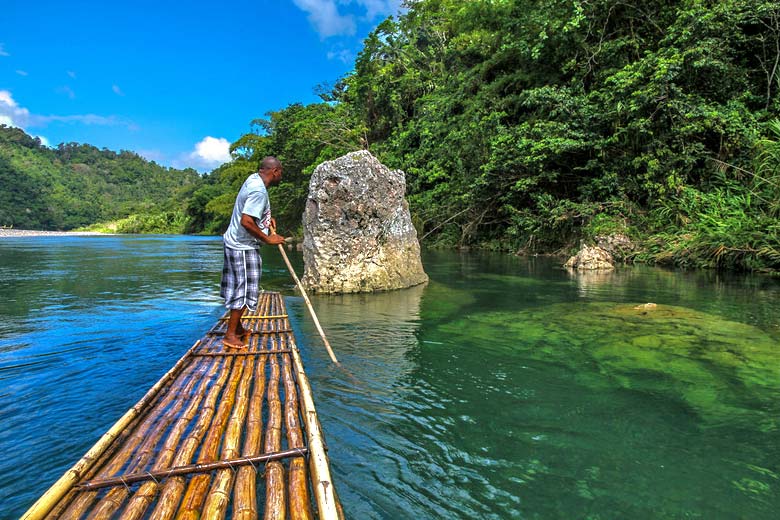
<box><xmin>1</xmin><ymin>0</ymin><xmax>402</xmax><ymax>171</ymax></box>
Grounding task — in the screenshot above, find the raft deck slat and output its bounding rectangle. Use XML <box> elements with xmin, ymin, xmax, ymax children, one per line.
<box><xmin>192</xmin><ymin>349</ymin><xmax>295</xmax><ymax>357</ymax></box>
<box><xmin>76</xmin><ymin>447</ymin><xmax>309</xmax><ymax>491</ymax></box>
<box><xmin>22</xmin><ymin>292</ymin><xmax>342</xmax><ymax>520</ymax></box>
<box><xmin>207</xmin><ymin>329</ymin><xmax>294</xmax><ymax>336</ymax></box>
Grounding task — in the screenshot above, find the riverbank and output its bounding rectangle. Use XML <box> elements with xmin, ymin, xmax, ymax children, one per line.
<box><xmin>0</xmin><ymin>229</ymin><xmax>112</xmax><ymax>238</ymax></box>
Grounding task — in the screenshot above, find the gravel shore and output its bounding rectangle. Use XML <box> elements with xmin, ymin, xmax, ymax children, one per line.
<box><xmin>0</xmin><ymin>229</ymin><xmax>111</xmax><ymax>238</ymax></box>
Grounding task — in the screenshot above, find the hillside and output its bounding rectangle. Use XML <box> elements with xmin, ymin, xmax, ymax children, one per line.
<box><xmin>0</xmin><ymin>125</ymin><xmax>201</xmax><ymax>231</ymax></box>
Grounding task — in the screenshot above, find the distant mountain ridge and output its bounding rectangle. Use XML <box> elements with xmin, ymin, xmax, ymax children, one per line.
<box><xmin>0</xmin><ymin>125</ymin><xmax>200</xmax><ymax>231</ymax></box>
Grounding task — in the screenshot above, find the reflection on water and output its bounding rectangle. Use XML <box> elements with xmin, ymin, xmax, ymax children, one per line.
<box><xmin>1</xmin><ymin>240</ymin><xmax>780</xmax><ymax>518</ymax></box>
<box><xmin>566</xmin><ymin>267</ymin><xmax>622</xmax><ymax>297</ymax></box>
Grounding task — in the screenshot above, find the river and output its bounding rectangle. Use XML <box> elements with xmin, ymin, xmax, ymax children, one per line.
<box><xmin>0</xmin><ymin>235</ymin><xmax>778</xmax><ymax>518</ymax></box>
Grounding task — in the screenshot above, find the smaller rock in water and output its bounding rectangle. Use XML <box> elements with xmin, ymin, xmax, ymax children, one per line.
<box><xmin>633</xmin><ymin>302</ymin><xmax>657</xmax><ymax>310</ymax></box>
<box><xmin>564</xmin><ymin>245</ymin><xmax>615</xmax><ymax>270</ymax></box>
<box><xmin>302</xmin><ymin>151</ymin><xmax>428</xmax><ymax>293</ymax></box>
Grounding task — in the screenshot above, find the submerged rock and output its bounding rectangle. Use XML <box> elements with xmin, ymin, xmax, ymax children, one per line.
<box><xmin>564</xmin><ymin>245</ymin><xmax>615</xmax><ymax>270</ymax></box>
<box><xmin>302</xmin><ymin>151</ymin><xmax>428</xmax><ymax>293</ymax></box>
<box><xmin>437</xmin><ymin>302</ymin><xmax>780</xmax><ymax>427</ymax></box>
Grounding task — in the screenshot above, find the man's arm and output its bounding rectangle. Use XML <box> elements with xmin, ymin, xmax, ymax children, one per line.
<box><xmin>240</xmin><ymin>213</ymin><xmax>285</xmax><ymax>245</ymax></box>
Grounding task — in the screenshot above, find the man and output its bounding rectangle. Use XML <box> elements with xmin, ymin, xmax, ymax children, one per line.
<box><xmin>220</xmin><ymin>156</ymin><xmax>286</xmax><ymax>348</ymax></box>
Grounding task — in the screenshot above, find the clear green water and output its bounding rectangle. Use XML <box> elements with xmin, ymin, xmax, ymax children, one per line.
<box><xmin>1</xmin><ymin>237</ymin><xmax>778</xmax><ymax>518</ymax></box>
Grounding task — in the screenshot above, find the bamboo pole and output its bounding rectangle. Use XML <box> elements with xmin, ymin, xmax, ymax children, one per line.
<box><xmin>200</xmin><ymin>353</ymin><xmax>255</xmax><ymax>517</ymax></box>
<box><xmin>287</xmin><ymin>332</ymin><xmax>343</xmax><ymax>520</ymax></box>
<box><xmin>264</xmin><ymin>307</ymin><xmax>286</xmax><ymax>520</ymax></box>
<box><xmin>93</xmin><ymin>351</ymin><xmax>201</xmax><ymax>481</ymax></box>
<box><xmin>282</xmin><ymin>332</ymin><xmax>314</xmax><ymax>520</ymax></box>
<box><xmin>207</xmin><ymin>329</ymin><xmax>293</xmax><ymax>336</ymax></box>
<box><xmin>272</xmin><ymin>235</ymin><xmax>339</xmax><ymax>365</ymax></box>
<box><xmin>86</xmin><ymin>358</ymin><xmax>207</xmax><ymax>519</ymax></box>
<box><xmin>174</xmin><ymin>292</ymin><xmax>271</xmax><ymax>518</ymax></box>
<box><xmin>219</xmin><ymin>314</ymin><xmax>288</xmax><ymax>320</ymax></box>
<box><xmin>27</xmin><ymin>290</ymin><xmax>341</xmax><ymax>518</ymax></box>
<box><xmin>126</xmin><ymin>364</ymin><xmax>203</xmax><ymax>469</ymax></box>
<box><xmin>51</xmin><ymin>384</ymin><xmax>159</xmax><ymax>517</ymax></box>
<box><xmin>118</xmin><ymin>356</ymin><xmax>224</xmax><ymax>520</ymax></box>
<box><xmin>176</xmin><ymin>354</ymin><xmax>247</xmax><ymax>519</ymax></box>
<box><xmin>76</xmin><ymin>449</ymin><xmax>310</xmax><ymax>491</ymax></box>
<box><xmin>148</xmin><ymin>355</ymin><xmax>236</xmax><ymax>520</ymax></box>
<box><xmin>56</xmin><ymin>382</ymin><xmax>176</xmax><ymax>520</ymax></box>
<box><xmin>21</xmin><ymin>340</ymin><xmax>202</xmax><ymax>520</ymax></box>
<box><xmin>233</xmin><ymin>306</ymin><xmax>270</xmax><ymax>520</ymax></box>
<box><xmin>193</xmin><ymin>349</ymin><xmax>292</xmax><ymax>357</ymax></box>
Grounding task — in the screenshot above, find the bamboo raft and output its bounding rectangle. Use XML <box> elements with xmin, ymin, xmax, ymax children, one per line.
<box><xmin>23</xmin><ymin>291</ymin><xmax>343</xmax><ymax>520</ymax></box>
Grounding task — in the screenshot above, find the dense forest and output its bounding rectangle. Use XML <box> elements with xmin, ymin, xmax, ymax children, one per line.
<box><xmin>186</xmin><ymin>0</ymin><xmax>780</xmax><ymax>271</ymax></box>
<box><xmin>0</xmin><ymin>125</ymin><xmax>200</xmax><ymax>232</ymax></box>
<box><xmin>4</xmin><ymin>0</ymin><xmax>780</xmax><ymax>271</ymax></box>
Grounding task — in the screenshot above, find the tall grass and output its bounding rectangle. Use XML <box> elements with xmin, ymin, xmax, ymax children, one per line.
<box><xmin>635</xmin><ymin>120</ymin><xmax>780</xmax><ymax>271</ymax></box>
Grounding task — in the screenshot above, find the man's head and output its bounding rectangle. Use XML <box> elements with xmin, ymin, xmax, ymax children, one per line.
<box><xmin>259</xmin><ymin>156</ymin><xmax>283</xmax><ymax>186</ymax></box>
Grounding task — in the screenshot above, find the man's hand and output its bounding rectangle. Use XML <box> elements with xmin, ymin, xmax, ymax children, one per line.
<box><xmin>267</xmin><ymin>217</ymin><xmax>284</xmax><ymax>245</ymax></box>
<box><xmin>266</xmin><ymin>231</ymin><xmax>285</xmax><ymax>245</ymax></box>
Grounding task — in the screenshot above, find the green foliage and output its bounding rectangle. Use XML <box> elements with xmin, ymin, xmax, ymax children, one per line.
<box><xmin>0</xmin><ymin>125</ymin><xmax>201</xmax><ymax>232</ymax></box>
<box><xmin>113</xmin><ymin>210</ymin><xmax>190</xmax><ymax>234</ymax></box>
<box><xmin>80</xmin><ymin>210</ymin><xmax>190</xmax><ymax>234</ymax></box>
<box><xmin>583</xmin><ymin>209</ymin><xmax>631</xmax><ymax>240</ymax></box>
<box><xmin>188</xmin><ymin>0</ymin><xmax>780</xmax><ymax>270</ymax></box>
<box><xmin>753</xmin><ymin>118</ymin><xmax>780</xmax><ymax>216</ymax></box>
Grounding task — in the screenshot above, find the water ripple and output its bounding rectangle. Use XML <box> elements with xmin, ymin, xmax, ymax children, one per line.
<box><xmin>1</xmin><ymin>240</ymin><xmax>779</xmax><ymax>518</ymax></box>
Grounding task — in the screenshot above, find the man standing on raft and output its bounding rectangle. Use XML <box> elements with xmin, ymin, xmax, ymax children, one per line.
<box><xmin>220</xmin><ymin>156</ymin><xmax>286</xmax><ymax>348</ymax></box>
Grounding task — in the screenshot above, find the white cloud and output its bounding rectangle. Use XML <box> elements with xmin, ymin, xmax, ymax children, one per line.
<box><xmin>178</xmin><ymin>136</ymin><xmax>232</xmax><ymax>171</ymax></box>
<box><xmin>36</xmin><ymin>135</ymin><xmax>50</xmax><ymax>147</ymax></box>
<box><xmin>0</xmin><ymin>89</ymin><xmax>135</xmax><ymax>132</ymax></box>
<box><xmin>194</xmin><ymin>136</ymin><xmax>231</xmax><ymax>162</ymax></box>
<box><xmin>0</xmin><ymin>44</ymin><xmax>9</xmax><ymax>57</ymax></box>
<box><xmin>112</xmin><ymin>84</ymin><xmax>124</xmax><ymax>96</ymax></box>
<box><xmin>358</xmin><ymin>0</ymin><xmax>402</xmax><ymax>20</ymax></box>
<box><xmin>39</xmin><ymin>114</ymin><xmax>127</xmax><ymax>126</ymax></box>
<box><xmin>327</xmin><ymin>49</ymin><xmax>353</xmax><ymax>63</ymax></box>
<box><xmin>0</xmin><ymin>91</ymin><xmax>18</xmax><ymax>107</ymax></box>
<box><xmin>16</xmin><ymin>70</ymin><xmax>28</xmax><ymax>76</ymax></box>
<box><xmin>67</xmin><ymin>70</ymin><xmax>77</xmax><ymax>79</ymax></box>
<box><xmin>293</xmin><ymin>1</ymin><xmax>403</xmax><ymax>38</ymax></box>
<box><xmin>293</xmin><ymin>0</ymin><xmax>356</xmax><ymax>37</ymax></box>
<box><xmin>0</xmin><ymin>90</ymin><xmax>32</xmax><ymax>127</ymax></box>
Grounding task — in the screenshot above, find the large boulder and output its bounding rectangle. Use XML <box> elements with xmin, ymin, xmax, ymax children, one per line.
<box><xmin>564</xmin><ymin>245</ymin><xmax>615</xmax><ymax>270</ymax></box>
<box><xmin>302</xmin><ymin>151</ymin><xmax>428</xmax><ymax>293</ymax></box>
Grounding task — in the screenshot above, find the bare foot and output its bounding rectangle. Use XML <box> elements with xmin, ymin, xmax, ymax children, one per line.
<box><xmin>223</xmin><ymin>334</ymin><xmax>247</xmax><ymax>349</ymax></box>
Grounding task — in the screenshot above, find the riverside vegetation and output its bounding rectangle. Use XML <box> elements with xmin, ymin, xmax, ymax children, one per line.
<box><xmin>3</xmin><ymin>0</ymin><xmax>780</xmax><ymax>272</ymax></box>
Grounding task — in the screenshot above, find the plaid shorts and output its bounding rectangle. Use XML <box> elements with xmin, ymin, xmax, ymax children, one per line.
<box><xmin>220</xmin><ymin>246</ymin><xmax>262</xmax><ymax>311</ymax></box>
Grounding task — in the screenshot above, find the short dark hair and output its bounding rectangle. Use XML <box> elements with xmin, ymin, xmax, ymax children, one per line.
<box><xmin>259</xmin><ymin>156</ymin><xmax>281</xmax><ymax>171</ymax></box>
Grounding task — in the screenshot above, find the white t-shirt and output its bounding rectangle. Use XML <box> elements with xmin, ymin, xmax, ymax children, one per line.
<box><xmin>222</xmin><ymin>173</ymin><xmax>271</xmax><ymax>250</ymax></box>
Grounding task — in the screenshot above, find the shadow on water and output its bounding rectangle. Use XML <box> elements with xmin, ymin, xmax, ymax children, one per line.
<box><xmin>1</xmin><ymin>241</ymin><xmax>779</xmax><ymax>518</ymax></box>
